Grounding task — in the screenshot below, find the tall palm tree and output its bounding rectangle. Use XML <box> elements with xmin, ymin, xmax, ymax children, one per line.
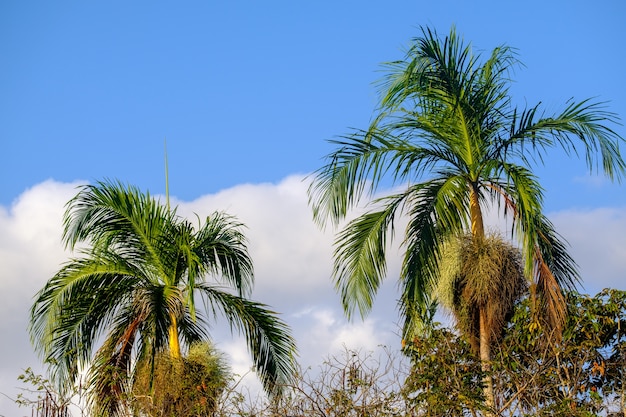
<box><xmin>30</xmin><ymin>180</ymin><xmax>297</xmax><ymax>416</ymax></box>
<box><xmin>308</xmin><ymin>26</ymin><xmax>624</xmax><ymax>411</ymax></box>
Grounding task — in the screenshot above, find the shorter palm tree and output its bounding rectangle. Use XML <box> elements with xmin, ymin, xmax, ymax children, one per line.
<box><xmin>29</xmin><ymin>180</ymin><xmax>297</xmax><ymax>416</ymax></box>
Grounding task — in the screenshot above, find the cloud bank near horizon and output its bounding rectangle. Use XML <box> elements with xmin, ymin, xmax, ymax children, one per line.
<box><xmin>1</xmin><ymin>176</ymin><xmax>624</xmax><ymax>414</ymax></box>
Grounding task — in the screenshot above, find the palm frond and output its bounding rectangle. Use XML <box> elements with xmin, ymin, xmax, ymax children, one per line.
<box><xmin>196</xmin><ymin>284</ymin><xmax>297</xmax><ymax>395</ymax></box>
<box><xmin>332</xmin><ymin>197</ymin><xmax>402</xmax><ymax>320</ymax></box>
<box><xmin>308</xmin><ymin>129</ymin><xmax>402</xmax><ymax>227</ymax></box>
<box><xmin>399</xmin><ymin>176</ymin><xmax>469</xmax><ymax>336</ymax></box>
<box><xmin>193</xmin><ymin>211</ymin><xmax>254</xmax><ymax>297</ymax></box>
<box><xmin>531</xmin><ymin>215</ymin><xmax>580</xmax><ymax>332</ymax></box>
<box><xmin>29</xmin><ymin>254</ymin><xmax>142</xmax><ymax>388</ymax></box>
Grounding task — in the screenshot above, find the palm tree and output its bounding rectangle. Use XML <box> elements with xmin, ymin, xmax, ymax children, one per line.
<box><xmin>30</xmin><ymin>180</ymin><xmax>297</xmax><ymax>416</ymax></box>
<box><xmin>308</xmin><ymin>26</ymin><xmax>625</xmax><ymax>411</ymax></box>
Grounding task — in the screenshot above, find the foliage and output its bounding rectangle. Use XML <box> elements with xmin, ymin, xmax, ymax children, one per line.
<box><xmin>14</xmin><ymin>367</ymin><xmax>85</xmax><ymax>417</ymax></box>
<box><xmin>131</xmin><ymin>341</ymin><xmax>231</xmax><ymax>417</ymax></box>
<box><xmin>402</xmin><ymin>327</ymin><xmax>485</xmax><ymax>416</ymax></box>
<box><xmin>16</xmin><ymin>289</ymin><xmax>626</xmax><ymax>416</ymax></box>
<box><xmin>404</xmin><ymin>289</ymin><xmax>626</xmax><ymax>416</ymax></box>
<box><xmin>493</xmin><ymin>289</ymin><xmax>626</xmax><ymax>416</ymax></box>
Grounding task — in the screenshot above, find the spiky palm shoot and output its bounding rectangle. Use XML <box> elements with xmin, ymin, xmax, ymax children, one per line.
<box><xmin>309</xmin><ymin>26</ymin><xmax>624</xmax><ymax>409</ymax></box>
<box><xmin>30</xmin><ymin>180</ymin><xmax>297</xmax><ymax>416</ymax></box>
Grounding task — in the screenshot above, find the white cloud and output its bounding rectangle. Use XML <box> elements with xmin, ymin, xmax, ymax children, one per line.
<box><xmin>550</xmin><ymin>207</ymin><xmax>626</xmax><ymax>293</ymax></box>
<box><xmin>0</xmin><ymin>180</ymin><xmax>82</xmax><ymax>416</ymax></box>
<box><xmin>573</xmin><ymin>174</ymin><xmax>611</xmax><ymax>188</ymax></box>
<box><xmin>1</xmin><ymin>177</ymin><xmax>624</xmax><ymax>416</ymax></box>
<box><xmin>174</xmin><ymin>175</ymin><xmax>337</xmax><ymax>307</ymax></box>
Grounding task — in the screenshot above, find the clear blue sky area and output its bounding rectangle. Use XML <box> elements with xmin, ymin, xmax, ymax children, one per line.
<box><xmin>1</xmin><ymin>1</ymin><xmax>625</xmax><ymax>210</ymax></box>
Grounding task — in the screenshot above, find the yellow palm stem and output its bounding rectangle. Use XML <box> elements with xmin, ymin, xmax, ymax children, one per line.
<box><xmin>168</xmin><ymin>314</ymin><xmax>181</xmax><ymax>359</ymax></box>
<box><xmin>469</xmin><ymin>187</ymin><xmax>484</xmax><ymax>238</ymax></box>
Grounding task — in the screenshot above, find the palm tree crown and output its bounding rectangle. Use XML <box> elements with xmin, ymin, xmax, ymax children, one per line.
<box><xmin>30</xmin><ymin>180</ymin><xmax>297</xmax><ymax>415</ymax></box>
<box><xmin>309</xmin><ymin>25</ymin><xmax>625</xmax><ymax>343</ymax></box>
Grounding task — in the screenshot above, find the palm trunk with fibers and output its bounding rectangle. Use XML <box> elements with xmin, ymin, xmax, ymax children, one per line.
<box><xmin>469</xmin><ymin>187</ymin><xmax>496</xmax><ymax>414</ymax></box>
<box><xmin>168</xmin><ymin>314</ymin><xmax>181</xmax><ymax>359</ymax></box>
<box><xmin>469</xmin><ymin>186</ymin><xmax>484</xmax><ymax>239</ymax></box>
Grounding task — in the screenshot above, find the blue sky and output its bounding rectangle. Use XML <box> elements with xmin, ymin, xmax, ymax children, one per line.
<box><xmin>1</xmin><ymin>1</ymin><xmax>626</xmax><ymax>415</ymax></box>
<box><xmin>2</xmin><ymin>2</ymin><xmax>625</xmax><ymax>209</ymax></box>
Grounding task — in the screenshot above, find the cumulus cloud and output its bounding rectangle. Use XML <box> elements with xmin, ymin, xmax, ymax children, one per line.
<box><xmin>0</xmin><ymin>180</ymin><xmax>82</xmax><ymax>415</ymax></box>
<box><xmin>1</xmin><ymin>177</ymin><xmax>624</xmax><ymax>416</ymax></box>
<box><xmin>174</xmin><ymin>175</ymin><xmax>337</xmax><ymax>307</ymax></box>
<box><xmin>551</xmin><ymin>207</ymin><xmax>626</xmax><ymax>293</ymax></box>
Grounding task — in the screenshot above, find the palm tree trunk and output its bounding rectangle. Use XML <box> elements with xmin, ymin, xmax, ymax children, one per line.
<box><xmin>169</xmin><ymin>314</ymin><xmax>181</xmax><ymax>358</ymax></box>
<box><xmin>469</xmin><ymin>186</ymin><xmax>484</xmax><ymax>238</ymax></box>
<box><xmin>479</xmin><ymin>307</ymin><xmax>495</xmax><ymax>416</ymax></box>
<box><xmin>470</xmin><ymin>187</ymin><xmax>496</xmax><ymax>414</ymax></box>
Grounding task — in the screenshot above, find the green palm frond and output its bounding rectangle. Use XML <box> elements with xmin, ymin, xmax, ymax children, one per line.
<box><xmin>30</xmin><ymin>253</ymin><xmax>142</xmax><ymax>387</ymax></box>
<box><xmin>332</xmin><ymin>199</ymin><xmax>401</xmax><ymax>319</ymax></box>
<box><xmin>192</xmin><ymin>212</ymin><xmax>254</xmax><ymax>296</ymax></box>
<box><xmin>309</xmin><ymin>130</ymin><xmax>401</xmax><ymax>226</ymax></box>
<box><xmin>196</xmin><ymin>284</ymin><xmax>297</xmax><ymax>395</ymax></box>
<box><xmin>399</xmin><ymin>177</ymin><xmax>469</xmax><ymax>335</ymax></box>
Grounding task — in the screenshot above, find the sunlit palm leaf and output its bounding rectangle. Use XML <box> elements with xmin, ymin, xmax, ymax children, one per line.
<box><xmin>196</xmin><ymin>284</ymin><xmax>297</xmax><ymax>394</ymax></box>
